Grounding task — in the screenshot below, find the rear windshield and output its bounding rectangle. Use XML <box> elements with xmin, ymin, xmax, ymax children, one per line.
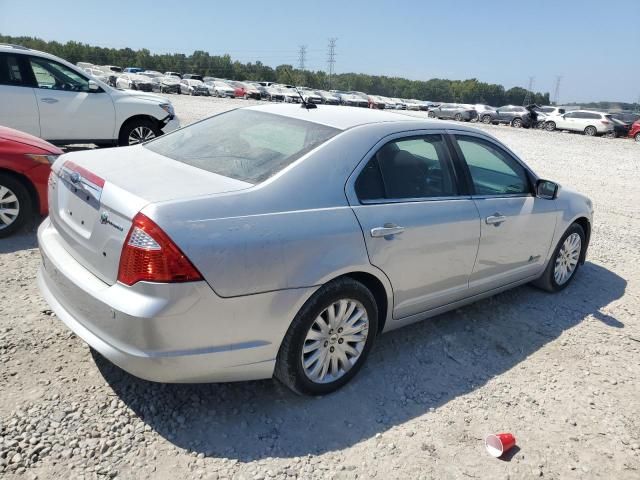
<box><xmin>145</xmin><ymin>109</ymin><xmax>340</xmax><ymax>184</ymax></box>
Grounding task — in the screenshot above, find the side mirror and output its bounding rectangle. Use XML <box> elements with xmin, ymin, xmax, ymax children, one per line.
<box><xmin>536</xmin><ymin>179</ymin><xmax>559</xmax><ymax>200</ymax></box>
<box><xmin>88</xmin><ymin>80</ymin><xmax>100</xmax><ymax>92</ymax></box>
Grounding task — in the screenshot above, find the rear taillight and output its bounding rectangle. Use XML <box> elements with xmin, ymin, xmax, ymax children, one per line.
<box><xmin>601</xmin><ymin>120</ymin><xmax>610</xmax><ymax>125</ymax></box>
<box><xmin>117</xmin><ymin>213</ymin><xmax>202</xmax><ymax>286</ymax></box>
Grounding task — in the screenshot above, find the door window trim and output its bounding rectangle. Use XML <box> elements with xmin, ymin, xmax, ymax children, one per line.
<box><xmin>345</xmin><ymin>129</ymin><xmax>468</xmax><ymax>206</ymax></box>
<box><xmin>445</xmin><ymin>129</ymin><xmax>538</xmax><ymax>198</ymax></box>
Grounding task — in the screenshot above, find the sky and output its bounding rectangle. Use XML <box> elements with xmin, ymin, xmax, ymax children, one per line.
<box><xmin>1</xmin><ymin>0</ymin><xmax>638</xmax><ymax>103</ymax></box>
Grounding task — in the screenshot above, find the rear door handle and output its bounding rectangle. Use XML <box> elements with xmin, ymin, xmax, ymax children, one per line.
<box><xmin>371</xmin><ymin>224</ymin><xmax>405</xmax><ymax>237</ymax></box>
<box><xmin>485</xmin><ymin>213</ymin><xmax>506</xmax><ymax>225</ymax></box>
<box><xmin>41</xmin><ymin>98</ymin><xmax>59</xmax><ymax>104</ymax></box>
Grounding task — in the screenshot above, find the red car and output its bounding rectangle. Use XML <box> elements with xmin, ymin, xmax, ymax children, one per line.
<box><xmin>0</xmin><ymin>126</ymin><xmax>63</xmax><ymax>237</ymax></box>
<box><xmin>629</xmin><ymin>120</ymin><xmax>640</xmax><ymax>143</ymax></box>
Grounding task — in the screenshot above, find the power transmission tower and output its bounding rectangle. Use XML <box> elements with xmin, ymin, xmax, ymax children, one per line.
<box><xmin>523</xmin><ymin>76</ymin><xmax>534</xmax><ymax>105</ymax></box>
<box><xmin>327</xmin><ymin>38</ymin><xmax>337</xmax><ymax>89</ymax></box>
<box><xmin>298</xmin><ymin>45</ymin><xmax>307</xmax><ymax>71</ymax></box>
<box><xmin>553</xmin><ymin>76</ymin><xmax>562</xmax><ymax>105</ymax></box>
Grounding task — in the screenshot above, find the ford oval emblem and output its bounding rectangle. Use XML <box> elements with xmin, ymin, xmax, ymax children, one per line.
<box><xmin>70</xmin><ymin>172</ymin><xmax>81</xmax><ymax>184</ymax></box>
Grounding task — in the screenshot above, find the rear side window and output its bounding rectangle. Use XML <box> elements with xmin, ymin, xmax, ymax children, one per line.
<box><xmin>356</xmin><ymin>134</ymin><xmax>457</xmax><ymax>201</ymax></box>
<box><xmin>0</xmin><ymin>53</ymin><xmax>29</xmax><ymax>86</ymax></box>
<box><xmin>145</xmin><ymin>110</ymin><xmax>340</xmax><ymax>184</ymax></box>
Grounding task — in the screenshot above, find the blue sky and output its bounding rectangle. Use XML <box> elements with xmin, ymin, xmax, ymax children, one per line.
<box><xmin>1</xmin><ymin>0</ymin><xmax>638</xmax><ymax>102</ymax></box>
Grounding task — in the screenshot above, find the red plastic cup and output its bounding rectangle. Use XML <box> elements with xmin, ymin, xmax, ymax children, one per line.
<box><xmin>485</xmin><ymin>433</ymin><xmax>516</xmax><ymax>458</ymax></box>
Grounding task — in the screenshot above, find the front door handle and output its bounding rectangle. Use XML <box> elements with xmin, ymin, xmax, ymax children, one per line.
<box><xmin>485</xmin><ymin>213</ymin><xmax>506</xmax><ymax>225</ymax></box>
<box><xmin>371</xmin><ymin>224</ymin><xmax>405</xmax><ymax>238</ymax></box>
<box><xmin>41</xmin><ymin>98</ymin><xmax>59</xmax><ymax>104</ymax></box>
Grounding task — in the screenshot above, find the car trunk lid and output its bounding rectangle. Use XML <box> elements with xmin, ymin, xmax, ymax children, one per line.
<box><xmin>48</xmin><ymin>146</ymin><xmax>252</xmax><ymax>285</ymax></box>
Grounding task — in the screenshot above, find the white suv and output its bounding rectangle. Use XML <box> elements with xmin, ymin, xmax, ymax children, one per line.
<box><xmin>0</xmin><ymin>44</ymin><xmax>179</xmax><ymax>146</ymax></box>
<box><xmin>544</xmin><ymin>110</ymin><xmax>614</xmax><ymax>136</ymax></box>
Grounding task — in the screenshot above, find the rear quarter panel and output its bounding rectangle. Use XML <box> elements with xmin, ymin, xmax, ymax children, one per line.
<box><xmin>144</xmin><ymin>124</ymin><xmax>400</xmax><ymax>298</ymax></box>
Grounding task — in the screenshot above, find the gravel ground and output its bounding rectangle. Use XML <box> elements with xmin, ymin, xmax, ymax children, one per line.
<box><xmin>1</xmin><ymin>95</ymin><xmax>639</xmax><ymax>479</ymax></box>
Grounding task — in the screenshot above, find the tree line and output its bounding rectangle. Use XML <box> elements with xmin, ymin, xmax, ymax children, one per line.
<box><xmin>2</xmin><ymin>34</ymin><xmax>554</xmax><ymax>105</ymax></box>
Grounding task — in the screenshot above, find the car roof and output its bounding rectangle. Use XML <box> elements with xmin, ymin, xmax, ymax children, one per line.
<box><xmin>245</xmin><ymin>104</ymin><xmax>455</xmax><ymax>131</ymax></box>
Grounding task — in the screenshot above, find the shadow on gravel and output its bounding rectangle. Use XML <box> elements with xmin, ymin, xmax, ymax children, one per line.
<box><xmin>0</xmin><ymin>229</ymin><xmax>37</xmax><ymax>254</ymax></box>
<box><xmin>95</xmin><ymin>261</ymin><xmax>626</xmax><ymax>461</ymax></box>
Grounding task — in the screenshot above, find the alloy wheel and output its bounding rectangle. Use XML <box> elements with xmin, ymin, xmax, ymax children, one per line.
<box><xmin>301</xmin><ymin>299</ymin><xmax>369</xmax><ymax>384</ymax></box>
<box><xmin>512</xmin><ymin>118</ymin><xmax>522</xmax><ymax>128</ymax></box>
<box><xmin>554</xmin><ymin>233</ymin><xmax>581</xmax><ymax>285</ymax></box>
<box><xmin>128</xmin><ymin>126</ymin><xmax>156</xmax><ymax>145</ymax></box>
<box><xmin>454</xmin><ymin>113</ymin><xmax>462</xmax><ymax>121</ymax></box>
<box><xmin>585</xmin><ymin>126</ymin><xmax>596</xmax><ymax>136</ymax></box>
<box><xmin>482</xmin><ymin>115</ymin><xmax>491</xmax><ymax>124</ymax></box>
<box><xmin>0</xmin><ymin>184</ymin><xmax>20</xmax><ymax>230</ymax></box>
<box><xmin>635</xmin><ymin>133</ymin><xmax>640</xmax><ymax>143</ymax></box>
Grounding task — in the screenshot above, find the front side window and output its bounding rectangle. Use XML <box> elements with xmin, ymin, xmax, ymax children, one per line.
<box><xmin>455</xmin><ymin>135</ymin><xmax>530</xmax><ymax>196</ymax></box>
<box><xmin>28</xmin><ymin>57</ymin><xmax>90</xmax><ymax>91</ymax></box>
<box><xmin>355</xmin><ymin>134</ymin><xmax>457</xmax><ymax>201</ymax></box>
<box><xmin>145</xmin><ymin>109</ymin><xmax>340</xmax><ymax>184</ymax></box>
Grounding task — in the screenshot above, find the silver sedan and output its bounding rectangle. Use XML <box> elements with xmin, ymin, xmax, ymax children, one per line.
<box><xmin>37</xmin><ymin>105</ymin><xmax>593</xmax><ymax>395</ymax></box>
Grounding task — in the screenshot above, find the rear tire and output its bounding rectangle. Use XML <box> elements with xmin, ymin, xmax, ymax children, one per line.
<box><xmin>0</xmin><ymin>173</ymin><xmax>33</xmax><ymax>238</ymax></box>
<box><xmin>635</xmin><ymin>132</ymin><xmax>640</xmax><ymax>143</ymax></box>
<box><xmin>428</xmin><ymin>111</ymin><xmax>435</xmax><ymax>118</ymax></box>
<box><xmin>275</xmin><ymin>278</ymin><xmax>378</xmax><ymax>396</ymax></box>
<box><xmin>482</xmin><ymin>114</ymin><xmax>492</xmax><ymax>124</ymax></box>
<box><xmin>584</xmin><ymin>126</ymin><xmax>597</xmax><ymax>136</ymax></box>
<box><xmin>532</xmin><ymin>223</ymin><xmax>585</xmax><ymax>293</ymax></box>
<box><xmin>511</xmin><ymin>117</ymin><xmax>523</xmax><ymax>128</ymax></box>
<box><xmin>454</xmin><ymin>113</ymin><xmax>463</xmax><ymax>121</ymax></box>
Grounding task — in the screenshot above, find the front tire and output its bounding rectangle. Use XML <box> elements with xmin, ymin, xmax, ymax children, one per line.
<box><xmin>532</xmin><ymin>223</ymin><xmax>585</xmax><ymax>292</ymax></box>
<box><xmin>482</xmin><ymin>114</ymin><xmax>492</xmax><ymax>124</ymax></box>
<box><xmin>454</xmin><ymin>113</ymin><xmax>463</xmax><ymax>121</ymax></box>
<box><xmin>275</xmin><ymin>278</ymin><xmax>378</xmax><ymax>395</ymax></box>
<box><xmin>635</xmin><ymin>132</ymin><xmax>640</xmax><ymax>143</ymax></box>
<box><xmin>0</xmin><ymin>173</ymin><xmax>33</xmax><ymax>238</ymax></box>
<box><xmin>545</xmin><ymin>121</ymin><xmax>556</xmax><ymax>132</ymax></box>
<box><xmin>118</xmin><ymin>119</ymin><xmax>161</xmax><ymax>146</ymax></box>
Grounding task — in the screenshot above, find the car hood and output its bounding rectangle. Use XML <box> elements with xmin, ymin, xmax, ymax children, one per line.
<box><xmin>0</xmin><ymin>126</ymin><xmax>62</xmax><ymax>153</ymax></box>
<box><xmin>114</xmin><ymin>89</ymin><xmax>170</xmax><ymax>104</ymax></box>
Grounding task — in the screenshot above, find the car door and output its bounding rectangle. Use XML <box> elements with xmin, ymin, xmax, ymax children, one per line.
<box><xmin>450</xmin><ymin>132</ymin><xmax>558</xmax><ymax>293</ymax></box>
<box><xmin>347</xmin><ymin>132</ymin><xmax>481</xmax><ymax>319</ymax></box>
<box><xmin>558</xmin><ymin>111</ymin><xmax>578</xmax><ymax>131</ymax></box>
<box><xmin>496</xmin><ymin>106</ymin><xmax>510</xmax><ymax>123</ymax></box>
<box><xmin>26</xmin><ymin>55</ymin><xmax>116</xmax><ymax>142</ymax></box>
<box><xmin>0</xmin><ymin>53</ymin><xmax>40</xmax><ymax>137</ymax></box>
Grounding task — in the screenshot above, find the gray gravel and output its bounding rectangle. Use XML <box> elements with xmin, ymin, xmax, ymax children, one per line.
<box><xmin>1</xmin><ymin>95</ymin><xmax>639</xmax><ymax>479</ymax></box>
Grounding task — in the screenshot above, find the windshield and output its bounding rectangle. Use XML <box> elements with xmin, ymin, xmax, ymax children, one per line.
<box><xmin>145</xmin><ymin>109</ymin><xmax>340</xmax><ymax>184</ymax></box>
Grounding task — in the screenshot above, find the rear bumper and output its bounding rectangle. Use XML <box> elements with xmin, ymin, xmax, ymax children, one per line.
<box><xmin>37</xmin><ymin>217</ymin><xmax>314</xmax><ymax>383</ymax></box>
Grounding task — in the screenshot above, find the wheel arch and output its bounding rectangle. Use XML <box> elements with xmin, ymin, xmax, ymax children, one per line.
<box><xmin>572</xmin><ymin>216</ymin><xmax>591</xmax><ymax>264</ymax></box>
<box><xmin>117</xmin><ymin>114</ymin><xmax>163</xmax><ymax>138</ymax></box>
<box><xmin>0</xmin><ymin>168</ymin><xmax>39</xmax><ymax>215</ymax></box>
<box><xmin>324</xmin><ymin>270</ymin><xmax>393</xmax><ymax>333</ymax></box>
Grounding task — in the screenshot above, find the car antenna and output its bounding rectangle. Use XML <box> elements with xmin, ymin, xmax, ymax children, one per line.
<box><xmin>285</xmin><ymin>68</ymin><xmax>316</xmax><ymax>110</ymax></box>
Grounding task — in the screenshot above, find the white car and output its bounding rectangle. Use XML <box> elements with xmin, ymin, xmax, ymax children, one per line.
<box><xmin>179</xmin><ymin>79</ymin><xmax>210</xmax><ymax>96</ymax></box>
<box><xmin>205</xmin><ymin>81</ymin><xmax>235</xmax><ymax>97</ymax></box>
<box><xmin>544</xmin><ymin>110</ymin><xmax>614</xmax><ymax>136</ymax></box>
<box><xmin>115</xmin><ymin>73</ymin><xmax>154</xmax><ymax>92</ymax></box>
<box><xmin>0</xmin><ymin>45</ymin><xmax>179</xmax><ymax>146</ymax></box>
